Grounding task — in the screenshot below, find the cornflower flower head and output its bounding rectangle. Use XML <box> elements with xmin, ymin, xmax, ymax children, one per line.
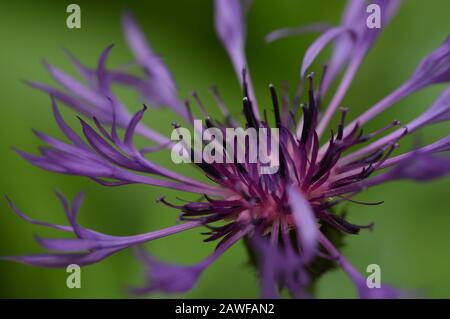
<box><xmin>3</xmin><ymin>0</ymin><xmax>450</xmax><ymax>298</ymax></box>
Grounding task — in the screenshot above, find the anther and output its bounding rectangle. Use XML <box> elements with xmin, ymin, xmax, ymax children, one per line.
<box><xmin>171</xmin><ymin>121</ymin><xmax>181</xmax><ymax>129</ymax></box>
<box><xmin>269</xmin><ymin>84</ymin><xmax>282</xmax><ymax>128</ymax></box>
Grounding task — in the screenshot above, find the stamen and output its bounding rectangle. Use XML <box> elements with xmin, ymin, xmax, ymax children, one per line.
<box><xmin>308</xmin><ymin>73</ymin><xmax>319</xmax><ymax>130</ymax></box>
<box><xmin>299</xmin><ymin>73</ymin><xmax>319</xmax><ymax>145</ymax></box>
<box><xmin>171</xmin><ymin>121</ymin><xmax>181</xmax><ymax>129</ymax></box>
<box><xmin>210</xmin><ymin>86</ymin><xmax>239</xmax><ymax>128</ymax></box>
<box><xmin>191</xmin><ymin>91</ymin><xmax>209</xmax><ymax>118</ymax></box>
<box><xmin>240</xmin><ymin>68</ymin><xmax>261</xmax><ymax>122</ymax></box>
<box><xmin>307</xmin><ymin>72</ymin><xmax>314</xmax><ymax>88</ymax></box>
<box><xmin>373</xmin><ymin>142</ymin><xmax>399</xmax><ymax>169</ymax></box>
<box><xmin>205</xmin><ymin>117</ymin><xmax>215</xmax><ymax>128</ymax></box>
<box><xmin>209</xmin><ymin>86</ymin><xmax>229</xmax><ymax>116</ymax></box>
<box><xmin>184</xmin><ymin>99</ymin><xmax>194</xmax><ymax>125</ymax></box>
<box><xmin>300</xmin><ymin>104</ymin><xmax>310</xmax><ymax>144</ymax></box>
<box><xmin>243</xmin><ymin>97</ymin><xmax>258</xmax><ymax>128</ymax></box>
<box><xmin>359</xmin><ymin>120</ymin><xmax>401</xmax><ymax>143</ymax></box>
<box><xmin>339</xmin><ymin>126</ymin><xmax>408</xmax><ymax>166</ymax></box>
<box><xmin>156</xmin><ymin>196</ymin><xmax>183</xmax><ymax>209</ymax></box>
<box><xmin>242</xmin><ymin>68</ymin><xmax>250</xmax><ymax>99</ymax></box>
<box><xmin>317</xmin><ymin>64</ymin><xmax>328</xmax><ymax>98</ymax></box>
<box><xmin>337</xmin><ymin>107</ymin><xmax>348</xmax><ymax>140</ymax></box>
<box><xmin>263</xmin><ymin>108</ymin><xmax>268</xmax><ymax>125</ymax></box>
<box><xmin>269</xmin><ymin>84</ymin><xmax>282</xmax><ymax>128</ymax></box>
<box><xmin>337</xmin><ymin>195</ymin><xmax>384</xmax><ymax>206</ymax></box>
<box><xmin>292</xmin><ymin>77</ymin><xmax>304</xmax><ymax>110</ymax></box>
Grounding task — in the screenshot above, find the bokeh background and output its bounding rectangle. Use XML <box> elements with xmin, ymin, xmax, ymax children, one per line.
<box><xmin>0</xmin><ymin>0</ymin><xmax>449</xmax><ymax>298</ymax></box>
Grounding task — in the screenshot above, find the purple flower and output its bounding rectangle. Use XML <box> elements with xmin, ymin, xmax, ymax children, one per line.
<box><xmin>3</xmin><ymin>0</ymin><xmax>450</xmax><ymax>298</ymax></box>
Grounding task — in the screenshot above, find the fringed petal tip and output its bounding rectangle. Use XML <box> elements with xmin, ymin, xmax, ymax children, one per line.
<box><xmin>412</xmin><ymin>36</ymin><xmax>450</xmax><ymax>87</ymax></box>
<box><xmin>371</xmin><ymin>152</ymin><xmax>450</xmax><ymax>186</ymax></box>
<box><xmin>121</xmin><ymin>11</ymin><xmax>187</xmax><ymax>118</ymax></box>
<box><xmin>265</xmin><ymin>22</ymin><xmax>331</xmax><ymax>43</ymax></box>
<box><xmin>0</xmin><ymin>250</ymin><xmax>118</xmax><ymax>268</ymax></box>
<box><xmin>1</xmin><ymin>194</ymin><xmax>202</xmax><ymax>268</ymax></box>
<box><xmin>129</xmin><ymin>226</ymin><xmax>250</xmax><ymax>295</ymax></box>
<box><xmin>320</xmin><ymin>233</ymin><xmax>408</xmax><ymax>299</ymax></box>
<box><xmin>248</xmin><ymin>233</ymin><xmax>311</xmax><ymax>299</ymax></box>
<box><xmin>129</xmin><ymin>247</ymin><xmax>205</xmax><ymax>295</ymax></box>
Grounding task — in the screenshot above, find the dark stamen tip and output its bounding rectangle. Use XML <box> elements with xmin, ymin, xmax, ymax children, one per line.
<box><xmin>171</xmin><ymin>121</ymin><xmax>180</xmax><ymax>128</ymax></box>
<box><xmin>402</xmin><ymin>126</ymin><xmax>409</xmax><ymax>135</ymax></box>
<box><xmin>209</xmin><ymin>85</ymin><xmax>220</xmax><ymax>97</ymax></box>
<box><xmin>307</xmin><ymin>72</ymin><xmax>314</xmax><ymax>88</ymax></box>
<box><xmin>76</xmin><ymin>115</ymin><xmax>84</xmax><ymax>123</ymax></box>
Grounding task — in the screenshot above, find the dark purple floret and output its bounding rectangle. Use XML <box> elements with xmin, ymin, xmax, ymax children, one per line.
<box><xmin>3</xmin><ymin>0</ymin><xmax>450</xmax><ymax>298</ymax></box>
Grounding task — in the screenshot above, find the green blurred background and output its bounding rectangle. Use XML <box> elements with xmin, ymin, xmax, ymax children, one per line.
<box><xmin>0</xmin><ymin>0</ymin><xmax>449</xmax><ymax>298</ymax></box>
